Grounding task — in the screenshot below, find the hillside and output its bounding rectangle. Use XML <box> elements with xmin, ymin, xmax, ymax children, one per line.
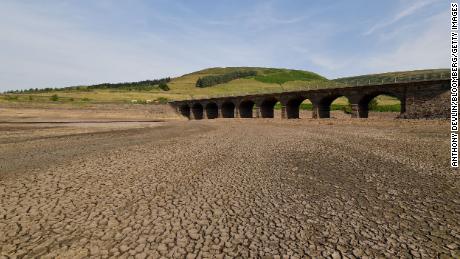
<box><xmin>333</xmin><ymin>68</ymin><xmax>449</xmax><ymax>84</ymax></box>
<box><xmin>0</xmin><ymin>67</ymin><xmax>449</xmax><ymax>105</ymax></box>
<box><xmin>167</xmin><ymin>67</ymin><xmax>328</xmax><ymax>99</ymax></box>
<box><xmin>0</xmin><ymin>67</ymin><xmax>329</xmax><ymax>104</ymax></box>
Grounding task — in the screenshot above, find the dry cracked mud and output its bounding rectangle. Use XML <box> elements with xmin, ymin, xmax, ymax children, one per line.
<box><xmin>0</xmin><ymin>118</ymin><xmax>459</xmax><ymax>258</ymax></box>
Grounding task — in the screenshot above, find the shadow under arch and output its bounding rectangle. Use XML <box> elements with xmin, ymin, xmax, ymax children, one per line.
<box><xmin>221</xmin><ymin>101</ymin><xmax>235</xmax><ymax>118</ymax></box>
<box><xmin>260</xmin><ymin>97</ymin><xmax>279</xmax><ymax>118</ymax></box>
<box><xmin>205</xmin><ymin>102</ymin><xmax>218</xmax><ymax>119</ymax></box>
<box><xmin>284</xmin><ymin>97</ymin><xmax>310</xmax><ymax>119</ymax></box>
<box><xmin>191</xmin><ymin>103</ymin><xmax>204</xmax><ymax>120</ymax></box>
<box><xmin>239</xmin><ymin>100</ymin><xmax>255</xmax><ymax>118</ymax></box>
<box><xmin>178</xmin><ymin>104</ymin><xmax>190</xmax><ymax>119</ymax></box>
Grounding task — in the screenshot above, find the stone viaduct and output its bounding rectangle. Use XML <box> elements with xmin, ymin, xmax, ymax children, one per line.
<box><xmin>169</xmin><ymin>79</ymin><xmax>450</xmax><ymax>120</ymax></box>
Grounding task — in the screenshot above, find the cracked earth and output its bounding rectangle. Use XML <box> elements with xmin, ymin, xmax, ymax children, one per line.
<box><xmin>0</xmin><ymin>118</ymin><xmax>459</xmax><ymax>258</ymax></box>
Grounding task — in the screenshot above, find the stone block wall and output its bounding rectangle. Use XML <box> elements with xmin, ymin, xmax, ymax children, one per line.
<box><xmin>402</xmin><ymin>82</ymin><xmax>450</xmax><ymax>119</ymax></box>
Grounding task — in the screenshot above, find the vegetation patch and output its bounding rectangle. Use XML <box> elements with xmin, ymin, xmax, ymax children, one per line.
<box><xmin>72</xmin><ymin>78</ymin><xmax>171</xmax><ymax>91</ymax></box>
<box><xmin>158</xmin><ymin>82</ymin><xmax>170</xmax><ymax>91</ymax></box>
<box><xmin>50</xmin><ymin>94</ymin><xmax>59</xmax><ymax>101</ymax></box>
<box><xmin>333</xmin><ymin>69</ymin><xmax>449</xmax><ymax>85</ymax></box>
<box><xmin>5</xmin><ymin>77</ymin><xmax>172</xmax><ymax>94</ymax></box>
<box><xmin>255</xmin><ymin>70</ymin><xmax>326</xmax><ymax>84</ymax></box>
<box><xmin>196</xmin><ymin>70</ymin><xmax>257</xmax><ymax>88</ymax></box>
<box><xmin>157</xmin><ymin>97</ymin><xmax>169</xmax><ymax>104</ymax></box>
<box><xmin>274</xmin><ymin>97</ymin><xmax>401</xmax><ymax>112</ymax></box>
<box><xmin>4</xmin><ymin>95</ymin><xmax>19</xmax><ymax>101</ymax></box>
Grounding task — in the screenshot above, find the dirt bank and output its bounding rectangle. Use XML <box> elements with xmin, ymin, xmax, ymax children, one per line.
<box><xmin>0</xmin><ymin>103</ymin><xmax>182</xmax><ymax>122</ymax></box>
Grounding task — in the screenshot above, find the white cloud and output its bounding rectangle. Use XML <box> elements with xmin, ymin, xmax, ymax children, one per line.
<box><xmin>239</xmin><ymin>1</ymin><xmax>311</xmax><ymax>30</ymax></box>
<box><xmin>364</xmin><ymin>12</ymin><xmax>449</xmax><ymax>74</ymax></box>
<box><xmin>365</xmin><ymin>0</ymin><xmax>436</xmax><ymax>35</ymax></box>
<box><xmin>301</xmin><ymin>10</ymin><xmax>449</xmax><ymax>79</ymax></box>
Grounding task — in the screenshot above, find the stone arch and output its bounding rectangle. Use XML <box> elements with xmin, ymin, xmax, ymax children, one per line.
<box><xmin>205</xmin><ymin>102</ymin><xmax>219</xmax><ymax>119</ymax></box>
<box><xmin>239</xmin><ymin>100</ymin><xmax>255</xmax><ymax>118</ymax></box>
<box><xmin>285</xmin><ymin>97</ymin><xmax>308</xmax><ymax>119</ymax></box>
<box><xmin>191</xmin><ymin>103</ymin><xmax>204</xmax><ymax>120</ymax></box>
<box><xmin>221</xmin><ymin>101</ymin><xmax>235</xmax><ymax>118</ymax></box>
<box><xmin>358</xmin><ymin>91</ymin><xmax>404</xmax><ymax>118</ymax></box>
<box><xmin>317</xmin><ymin>95</ymin><xmax>352</xmax><ymax>118</ymax></box>
<box><xmin>259</xmin><ymin>97</ymin><xmax>279</xmax><ymax>118</ymax></box>
<box><xmin>178</xmin><ymin>104</ymin><xmax>190</xmax><ymax>119</ymax></box>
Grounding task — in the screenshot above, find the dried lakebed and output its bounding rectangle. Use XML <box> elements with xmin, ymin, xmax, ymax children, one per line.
<box><xmin>0</xmin><ymin>119</ymin><xmax>458</xmax><ymax>258</ymax></box>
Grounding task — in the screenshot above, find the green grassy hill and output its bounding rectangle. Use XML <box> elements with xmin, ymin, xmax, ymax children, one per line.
<box><xmin>0</xmin><ymin>67</ymin><xmax>449</xmax><ymax>105</ymax></box>
<box><xmin>168</xmin><ymin>67</ymin><xmax>329</xmax><ymax>99</ymax></box>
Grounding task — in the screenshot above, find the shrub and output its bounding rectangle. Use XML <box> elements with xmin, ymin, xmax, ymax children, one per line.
<box><xmin>81</xmin><ymin>98</ymin><xmax>90</xmax><ymax>102</ymax></box>
<box><xmin>159</xmin><ymin>82</ymin><xmax>170</xmax><ymax>91</ymax></box>
<box><xmin>28</xmin><ymin>96</ymin><xmax>33</xmax><ymax>101</ymax></box>
<box><xmin>341</xmin><ymin>104</ymin><xmax>353</xmax><ymax>114</ymax></box>
<box><xmin>368</xmin><ymin>98</ymin><xmax>378</xmax><ymax>110</ymax></box>
<box><xmin>50</xmin><ymin>94</ymin><xmax>59</xmax><ymax>101</ymax></box>
<box><xmin>157</xmin><ymin>97</ymin><xmax>169</xmax><ymax>104</ymax></box>
<box><xmin>69</xmin><ymin>97</ymin><xmax>74</xmax><ymax>102</ymax></box>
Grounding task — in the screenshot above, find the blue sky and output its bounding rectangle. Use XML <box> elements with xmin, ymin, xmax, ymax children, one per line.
<box><xmin>0</xmin><ymin>0</ymin><xmax>449</xmax><ymax>91</ymax></box>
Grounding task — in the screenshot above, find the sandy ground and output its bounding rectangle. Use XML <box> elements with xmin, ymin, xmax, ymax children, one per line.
<box><xmin>0</xmin><ymin>109</ymin><xmax>459</xmax><ymax>258</ymax></box>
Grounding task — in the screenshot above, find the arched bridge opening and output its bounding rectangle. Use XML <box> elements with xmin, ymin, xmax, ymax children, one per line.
<box><xmin>179</xmin><ymin>104</ymin><xmax>190</xmax><ymax>119</ymax></box>
<box><xmin>285</xmin><ymin>97</ymin><xmax>310</xmax><ymax>119</ymax></box>
<box><xmin>260</xmin><ymin>97</ymin><xmax>278</xmax><ymax>118</ymax></box>
<box><xmin>358</xmin><ymin>92</ymin><xmax>404</xmax><ymax>118</ymax></box>
<box><xmin>221</xmin><ymin>102</ymin><xmax>235</xmax><ymax>118</ymax></box>
<box><xmin>205</xmin><ymin>102</ymin><xmax>219</xmax><ymax>119</ymax></box>
<box><xmin>239</xmin><ymin>100</ymin><xmax>255</xmax><ymax>118</ymax></box>
<box><xmin>191</xmin><ymin>103</ymin><xmax>204</xmax><ymax>120</ymax></box>
<box><xmin>317</xmin><ymin>95</ymin><xmax>352</xmax><ymax>119</ymax></box>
